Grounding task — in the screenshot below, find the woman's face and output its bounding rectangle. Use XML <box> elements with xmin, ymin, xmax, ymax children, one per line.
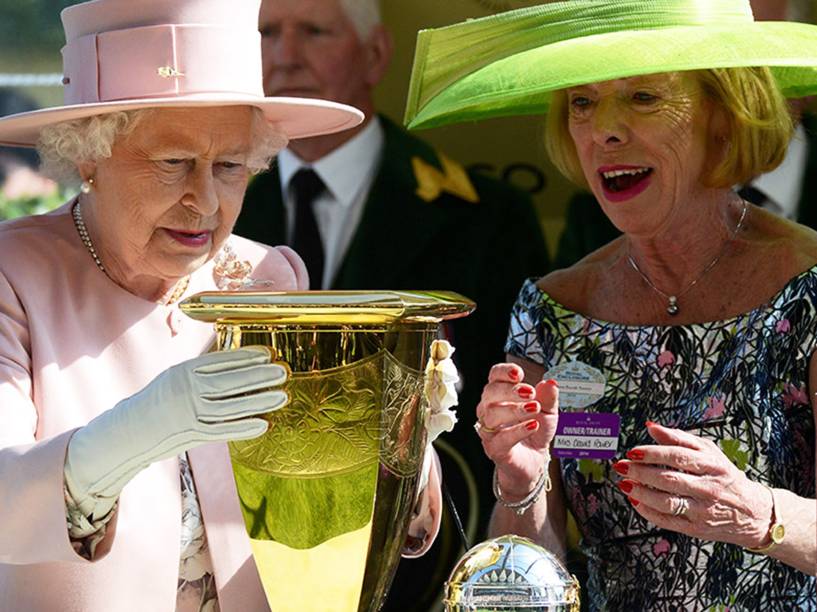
<box><xmin>566</xmin><ymin>72</ymin><xmax>719</xmax><ymax>234</ymax></box>
<box><xmin>85</xmin><ymin>106</ymin><xmax>257</xmax><ymax>282</ymax></box>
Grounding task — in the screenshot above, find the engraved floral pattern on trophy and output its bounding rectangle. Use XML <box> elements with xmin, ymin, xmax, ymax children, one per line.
<box><xmin>229</xmin><ymin>349</ymin><xmax>427</xmax><ymax>478</ymax></box>
<box><xmin>230</xmin><ymin>353</ymin><xmax>383</xmax><ymax>476</ymax></box>
<box><xmin>379</xmin><ymin>351</ymin><xmax>426</xmax><ymax>478</ymax></box>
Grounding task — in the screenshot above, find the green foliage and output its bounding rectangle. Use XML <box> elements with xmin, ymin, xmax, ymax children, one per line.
<box><xmin>0</xmin><ymin>0</ymin><xmax>78</xmax><ymax>55</ymax></box>
<box><xmin>578</xmin><ymin>458</ymin><xmax>605</xmax><ymax>483</ymax></box>
<box><xmin>719</xmin><ymin>439</ymin><xmax>749</xmax><ymax>472</ymax></box>
<box><xmin>0</xmin><ymin>189</ymin><xmax>70</xmax><ymax>221</ymax></box>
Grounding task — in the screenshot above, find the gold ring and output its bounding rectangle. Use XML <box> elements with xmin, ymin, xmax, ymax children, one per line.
<box><xmin>474</xmin><ymin>421</ymin><xmax>499</xmax><ymax>435</ymax></box>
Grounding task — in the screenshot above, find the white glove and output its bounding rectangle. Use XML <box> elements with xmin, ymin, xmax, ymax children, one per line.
<box><xmin>65</xmin><ymin>347</ymin><xmax>288</xmax><ymax>519</ymax></box>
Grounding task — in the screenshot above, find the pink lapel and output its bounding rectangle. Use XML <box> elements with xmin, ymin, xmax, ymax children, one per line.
<box><xmin>188</xmin><ymin>443</ymin><xmax>270</xmax><ymax>612</ymax></box>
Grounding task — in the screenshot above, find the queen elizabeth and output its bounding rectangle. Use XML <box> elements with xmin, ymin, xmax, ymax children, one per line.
<box><xmin>0</xmin><ymin>1</ymin><xmax>441</xmax><ymax>610</ymax></box>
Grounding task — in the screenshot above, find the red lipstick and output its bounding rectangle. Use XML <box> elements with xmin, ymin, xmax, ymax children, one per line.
<box><xmin>598</xmin><ymin>165</ymin><xmax>654</xmax><ymax>203</ymax></box>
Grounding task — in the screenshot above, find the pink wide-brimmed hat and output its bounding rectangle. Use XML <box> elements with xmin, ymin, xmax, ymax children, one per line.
<box><xmin>0</xmin><ymin>0</ymin><xmax>364</xmax><ymax>147</ymax></box>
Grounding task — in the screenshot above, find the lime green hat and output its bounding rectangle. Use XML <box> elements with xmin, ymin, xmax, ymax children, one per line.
<box><xmin>404</xmin><ymin>0</ymin><xmax>817</xmax><ymax>130</ymax></box>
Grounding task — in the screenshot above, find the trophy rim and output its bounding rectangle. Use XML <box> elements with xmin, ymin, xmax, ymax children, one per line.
<box><xmin>180</xmin><ymin>290</ymin><xmax>476</xmax><ymax>324</ymax></box>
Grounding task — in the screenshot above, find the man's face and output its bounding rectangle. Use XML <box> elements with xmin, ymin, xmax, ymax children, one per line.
<box><xmin>259</xmin><ymin>0</ymin><xmax>379</xmax><ymax>112</ymax></box>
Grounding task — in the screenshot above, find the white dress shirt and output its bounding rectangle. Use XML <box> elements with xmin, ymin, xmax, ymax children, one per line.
<box><xmin>750</xmin><ymin>123</ymin><xmax>809</xmax><ymax>220</ymax></box>
<box><xmin>278</xmin><ymin>117</ymin><xmax>384</xmax><ymax>289</ymax></box>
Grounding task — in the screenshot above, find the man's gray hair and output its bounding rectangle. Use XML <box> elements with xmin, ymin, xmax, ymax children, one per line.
<box><xmin>338</xmin><ymin>0</ymin><xmax>382</xmax><ymax>39</ymax></box>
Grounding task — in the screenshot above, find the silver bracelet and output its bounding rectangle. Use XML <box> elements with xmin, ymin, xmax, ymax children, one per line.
<box><xmin>493</xmin><ymin>459</ymin><xmax>552</xmax><ymax>516</ymax></box>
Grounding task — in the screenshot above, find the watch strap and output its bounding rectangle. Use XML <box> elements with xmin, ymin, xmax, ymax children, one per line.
<box><xmin>747</xmin><ymin>484</ymin><xmax>784</xmax><ymax>554</ymax></box>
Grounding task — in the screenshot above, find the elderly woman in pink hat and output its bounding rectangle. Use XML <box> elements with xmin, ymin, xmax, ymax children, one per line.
<box><xmin>0</xmin><ymin>1</ymin><xmax>441</xmax><ymax>611</ymax></box>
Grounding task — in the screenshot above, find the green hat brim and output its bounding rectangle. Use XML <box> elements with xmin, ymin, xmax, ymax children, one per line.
<box><xmin>406</xmin><ymin>16</ymin><xmax>817</xmax><ymax>130</ymax></box>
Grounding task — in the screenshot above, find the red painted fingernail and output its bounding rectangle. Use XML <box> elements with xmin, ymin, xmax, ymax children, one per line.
<box><xmin>645</xmin><ymin>420</ymin><xmax>658</xmax><ymax>427</ymax></box>
<box><xmin>544</xmin><ymin>379</ymin><xmax>559</xmax><ymax>387</ymax></box>
<box><xmin>617</xmin><ymin>480</ymin><xmax>634</xmax><ymax>494</ymax></box>
<box><xmin>508</xmin><ymin>369</ymin><xmax>520</xmax><ymax>382</ymax></box>
<box><xmin>526</xmin><ymin>421</ymin><xmax>538</xmax><ymax>431</ymax></box>
<box><xmin>626</xmin><ymin>449</ymin><xmax>645</xmax><ymax>461</ymax></box>
<box><xmin>524</xmin><ymin>401</ymin><xmax>539</xmax><ymax>413</ymax></box>
<box><xmin>628</xmin><ymin>496</ymin><xmax>640</xmax><ymax>507</ymax></box>
<box><xmin>613</xmin><ymin>461</ymin><xmax>629</xmax><ymax>475</ymax></box>
<box><xmin>517</xmin><ymin>387</ymin><xmax>535</xmax><ymax>399</ymax></box>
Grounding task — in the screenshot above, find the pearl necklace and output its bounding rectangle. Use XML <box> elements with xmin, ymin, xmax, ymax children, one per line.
<box><xmin>71</xmin><ymin>200</ymin><xmax>190</xmax><ymax>305</ymax></box>
<box><xmin>627</xmin><ymin>200</ymin><xmax>748</xmax><ymax>316</ymax></box>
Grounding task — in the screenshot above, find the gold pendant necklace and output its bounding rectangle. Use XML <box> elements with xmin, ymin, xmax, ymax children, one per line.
<box><xmin>627</xmin><ymin>200</ymin><xmax>748</xmax><ymax>316</ymax></box>
<box><xmin>72</xmin><ymin>199</ymin><xmax>190</xmax><ymax>305</ymax></box>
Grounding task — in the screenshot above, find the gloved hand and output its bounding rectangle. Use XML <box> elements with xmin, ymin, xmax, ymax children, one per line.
<box><xmin>65</xmin><ymin>347</ymin><xmax>288</xmax><ymax>519</ymax></box>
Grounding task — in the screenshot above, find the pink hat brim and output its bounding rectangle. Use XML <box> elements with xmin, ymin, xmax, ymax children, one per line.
<box><xmin>0</xmin><ymin>94</ymin><xmax>364</xmax><ymax>147</ymax></box>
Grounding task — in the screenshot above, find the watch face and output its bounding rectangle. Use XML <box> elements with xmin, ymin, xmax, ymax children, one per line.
<box><xmin>771</xmin><ymin>523</ymin><xmax>786</xmax><ymax>544</ymax></box>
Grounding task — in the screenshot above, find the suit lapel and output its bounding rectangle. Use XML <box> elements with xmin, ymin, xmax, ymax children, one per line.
<box><xmin>332</xmin><ymin>117</ymin><xmax>460</xmax><ymax>289</ymax></box>
<box><xmin>237</xmin><ymin>167</ymin><xmax>287</xmax><ymax>246</ymax></box>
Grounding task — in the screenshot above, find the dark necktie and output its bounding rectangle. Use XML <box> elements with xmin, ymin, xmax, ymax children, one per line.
<box><xmin>737</xmin><ymin>184</ymin><xmax>768</xmax><ymax>207</ymax></box>
<box><xmin>290</xmin><ymin>168</ymin><xmax>326</xmax><ymax>290</ymax></box>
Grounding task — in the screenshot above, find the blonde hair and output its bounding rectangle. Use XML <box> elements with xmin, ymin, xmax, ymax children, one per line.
<box><xmin>38</xmin><ymin>107</ymin><xmax>288</xmax><ymax>183</ymax></box>
<box><xmin>545</xmin><ymin>67</ymin><xmax>794</xmax><ymax>189</ymax></box>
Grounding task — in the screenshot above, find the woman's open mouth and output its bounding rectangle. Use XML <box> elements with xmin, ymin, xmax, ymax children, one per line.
<box><xmin>598</xmin><ymin>166</ymin><xmax>654</xmax><ymax>202</ymax></box>
<box><xmin>165</xmin><ymin>229</ymin><xmax>212</xmax><ymax>248</ymax></box>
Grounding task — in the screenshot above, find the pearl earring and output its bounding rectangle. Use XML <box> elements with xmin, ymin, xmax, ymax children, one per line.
<box><xmin>80</xmin><ymin>177</ymin><xmax>95</xmax><ymax>194</ymax></box>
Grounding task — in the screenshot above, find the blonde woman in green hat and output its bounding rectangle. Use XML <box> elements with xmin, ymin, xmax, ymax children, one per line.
<box><xmin>406</xmin><ymin>0</ymin><xmax>817</xmax><ymax>608</ymax></box>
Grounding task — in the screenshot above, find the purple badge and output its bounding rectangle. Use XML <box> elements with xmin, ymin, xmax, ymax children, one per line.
<box><xmin>553</xmin><ymin>412</ymin><xmax>621</xmax><ymax>460</ymax></box>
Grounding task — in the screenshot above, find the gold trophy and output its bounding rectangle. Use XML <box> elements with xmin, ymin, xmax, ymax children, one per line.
<box><xmin>181</xmin><ymin>290</ymin><xmax>474</xmax><ymax>611</ymax></box>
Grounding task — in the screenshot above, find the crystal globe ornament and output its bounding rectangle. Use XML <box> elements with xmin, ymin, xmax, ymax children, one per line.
<box><xmin>444</xmin><ymin>535</ymin><xmax>580</xmax><ymax>611</ymax></box>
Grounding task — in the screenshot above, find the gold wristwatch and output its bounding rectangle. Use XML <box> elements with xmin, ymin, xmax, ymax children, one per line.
<box><xmin>748</xmin><ymin>485</ymin><xmax>785</xmax><ymax>554</ymax></box>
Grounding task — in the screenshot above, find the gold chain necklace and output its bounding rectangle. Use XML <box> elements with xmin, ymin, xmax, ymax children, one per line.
<box><xmin>627</xmin><ymin>200</ymin><xmax>748</xmax><ymax>316</ymax></box>
<box><xmin>71</xmin><ymin>199</ymin><xmax>190</xmax><ymax>305</ymax></box>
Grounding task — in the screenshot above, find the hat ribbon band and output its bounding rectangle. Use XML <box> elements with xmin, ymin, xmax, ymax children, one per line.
<box><xmin>61</xmin><ymin>24</ymin><xmax>265</xmax><ymax>105</ymax></box>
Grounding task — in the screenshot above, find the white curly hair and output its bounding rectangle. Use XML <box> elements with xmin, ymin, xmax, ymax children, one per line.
<box><xmin>38</xmin><ymin>107</ymin><xmax>288</xmax><ymax>184</ymax></box>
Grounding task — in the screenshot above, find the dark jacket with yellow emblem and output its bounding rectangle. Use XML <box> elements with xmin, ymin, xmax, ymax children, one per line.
<box><xmin>234</xmin><ymin>115</ymin><xmax>549</xmax><ymax>610</ymax></box>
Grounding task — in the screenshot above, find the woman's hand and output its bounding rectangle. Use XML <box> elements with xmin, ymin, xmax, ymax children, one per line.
<box><xmin>64</xmin><ymin>347</ymin><xmax>289</xmax><ymax>520</ymax></box>
<box><xmin>475</xmin><ymin>362</ymin><xmax>559</xmax><ymax>499</ymax></box>
<box><xmin>615</xmin><ymin>422</ymin><xmax>772</xmax><ymax>548</ymax></box>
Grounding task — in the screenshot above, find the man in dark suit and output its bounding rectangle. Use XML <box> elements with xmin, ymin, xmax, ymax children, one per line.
<box><xmin>234</xmin><ymin>1</ymin><xmax>550</xmax><ymax>609</ymax></box>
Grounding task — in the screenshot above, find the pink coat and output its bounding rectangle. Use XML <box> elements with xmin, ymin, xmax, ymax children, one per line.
<box><xmin>0</xmin><ymin>203</ymin><xmax>306</xmax><ymax>611</ymax></box>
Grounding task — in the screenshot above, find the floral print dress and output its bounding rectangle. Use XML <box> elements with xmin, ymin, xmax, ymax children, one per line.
<box><xmin>505</xmin><ymin>269</ymin><xmax>817</xmax><ymax>611</ymax></box>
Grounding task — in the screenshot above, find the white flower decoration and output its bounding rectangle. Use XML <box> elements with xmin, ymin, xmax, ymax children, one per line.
<box><xmin>423</xmin><ymin>339</ymin><xmax>460</xmax><ymax>444</ymax></box>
